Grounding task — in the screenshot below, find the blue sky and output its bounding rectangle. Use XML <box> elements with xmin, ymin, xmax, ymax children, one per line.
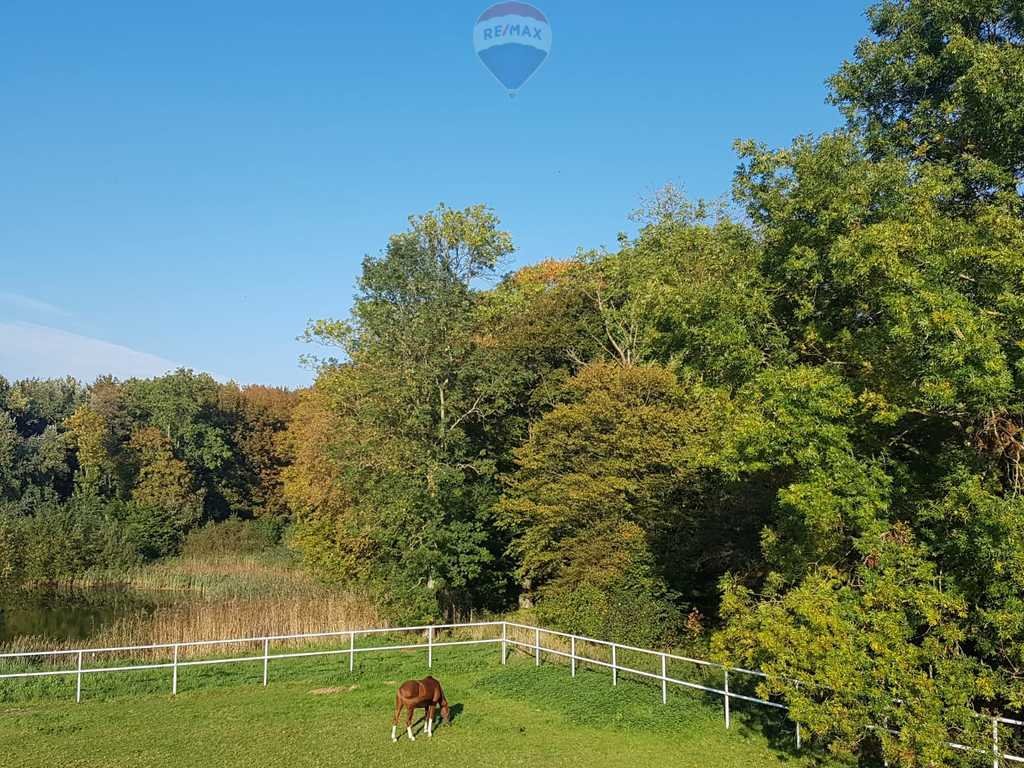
<box><xmin>0</xmin><ymin>0</ymin><xmax>867</xmax><ymax>388</ymax></box>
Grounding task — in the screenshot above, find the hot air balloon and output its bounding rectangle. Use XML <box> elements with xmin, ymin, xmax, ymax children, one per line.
<box><xmin>473</xmin><ymin>2</ymin><xmax>551</xmax><ymax>96</ymax></box>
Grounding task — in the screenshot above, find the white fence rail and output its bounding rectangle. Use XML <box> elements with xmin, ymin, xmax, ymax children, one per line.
<box><xmin>2</xmin><ymin>620</ymin><xmax>1021</xmax><ymax>765</ymax></box>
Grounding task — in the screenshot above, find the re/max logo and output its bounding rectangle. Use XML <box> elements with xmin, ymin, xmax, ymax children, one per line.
<box><xmin>481</xmin><ymin>24</ymin><xmax>544</xmax><ymax>41</ymax></box>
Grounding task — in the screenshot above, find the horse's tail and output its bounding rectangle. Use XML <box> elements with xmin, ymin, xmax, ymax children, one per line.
<box><xmin>391</xmin><ymin>691</ymin><xmax>403</xmax><ymax>724</ymax></box>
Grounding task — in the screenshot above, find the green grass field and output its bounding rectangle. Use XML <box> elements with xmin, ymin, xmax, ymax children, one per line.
<box><xmin>1</xmin><ymin>644</ymin><xmax>838</xmax><ymax>768</ymax></box>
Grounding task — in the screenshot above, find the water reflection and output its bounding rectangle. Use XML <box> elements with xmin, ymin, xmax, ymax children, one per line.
<box><xmin>0</xmin><ymin>587</ymin><xmax>157</xmax><ymax>644</ymax></box>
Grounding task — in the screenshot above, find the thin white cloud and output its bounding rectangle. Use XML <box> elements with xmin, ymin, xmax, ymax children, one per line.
<box><xmin>0</xmin><ymin>322</ymin><xmax>180</xmax><ymax>382</ymax></box>
<box><xmin>0</xmin><ymin>292</ymin><xmax>71</xmax><ymax>317</ymax></box>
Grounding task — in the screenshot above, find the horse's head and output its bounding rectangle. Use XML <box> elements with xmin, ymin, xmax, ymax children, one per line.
<box><xmin>440</xmin><ymin>697</ymin><xmax>450</xmax><ymax>724</ymax></box>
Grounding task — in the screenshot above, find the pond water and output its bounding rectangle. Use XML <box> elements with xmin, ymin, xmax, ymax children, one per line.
<box><xmin>0</xmin><ymin>588</ymin><xmax>157</xmax><ymax>644</ymax></box>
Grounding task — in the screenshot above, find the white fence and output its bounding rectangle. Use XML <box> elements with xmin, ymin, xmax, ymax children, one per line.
<box><xmin>1</xmin><ymin>620</ymin><xmax>1021</xmax><ymax>765</ymax></box>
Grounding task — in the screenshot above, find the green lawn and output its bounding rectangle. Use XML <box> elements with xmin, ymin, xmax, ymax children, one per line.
<box><xmin>1</xmin><ymin>644</ymin><xmax>836</xmax><ymax>768</ymax></box>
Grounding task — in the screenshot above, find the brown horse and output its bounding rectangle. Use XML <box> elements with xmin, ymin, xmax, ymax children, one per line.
<box><xmin>390</xmin><ymin>675</ymin><xmax>450</xmax><ymax>742</ymax></box>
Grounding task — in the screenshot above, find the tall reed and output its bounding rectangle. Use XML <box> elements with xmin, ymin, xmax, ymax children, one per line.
<box><xmin>0</xmin><ymin>551</ymin><xmax>383</xmax><ymax>658</ymax></box>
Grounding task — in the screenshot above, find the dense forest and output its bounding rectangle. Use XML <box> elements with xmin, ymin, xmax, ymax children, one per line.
<box><xmin>3</xmin><ymin>0</ymin><xmax>1024</xmax><ymax>763</ymax></box>
<box><xmin>0</xmin><ymin>373</ymin><xmax>296</xmax><ymax>582</ymax></box>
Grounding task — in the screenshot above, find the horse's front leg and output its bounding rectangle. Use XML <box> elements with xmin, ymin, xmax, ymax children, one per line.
<box><xmin>426</xmin><ymin>704</ymin><xmax>436</xmax><ymax>737</ymax></box>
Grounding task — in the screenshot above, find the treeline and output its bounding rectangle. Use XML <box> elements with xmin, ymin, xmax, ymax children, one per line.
<box><xmin>0</xmin><ymin>372</ymin><xmax>296</xmax><ymax>585</ymax></box>
<box><xmin>282</xmin><ymin>0</ymin><xmax>1024</xmax><ymax>764</ymax></box>
<box><xmin>3</xmin><ymin>0</ymin><xmax>1022</xmax><ymax>762</ymax></box>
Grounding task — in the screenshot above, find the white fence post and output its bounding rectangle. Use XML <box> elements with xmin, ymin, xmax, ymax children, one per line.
<box><xmin>263</xmin><ymin>638</ymin><xmax>269</xmax><ymax>687</ymax></box>
<box><xmin>501</xmin><ymin>622</ymin><xmax>507</xmax><ymax>665</ymax></box>
<box><xmin>571</xmin><ymin>636</ymin><xmax>576</xmax><ymax>678</ymax></box>
<box><xmin>428</xmin><ymin>626</ymin><xmax>434</xmax><ymax>669</ymax></box>
<box><xmin>535</xmin><ymin>627</ymin><xmax>540</xmax><ymax>666</ymax></box>
<box><xmin>994</xmin><ymin>718</ymin><xmax>999</xmax><ymax>768</ymax></box>
<box><xmin>724</xmin><ymin>669</ymin><xmax>730</xmax><ymax>729</ymax></box>
<box><xmin>172</xmin><ymin>644</ymin><xmax>179</xmax><ymax>696</ymax></box>
<box><xmin>349</xmin><ymin>631</ymin><xmax>355</xmax><ymax>673</ymax></box>
<box><xmin>661</xmin><ymin>653</ymin><xmax>667</xmax><ymax>704</ymax></box>
<box><xmin>75</xmin><ymin>651</ymin><xmax>83</xmax><ymax>703</ymax></box>
<box><xmin>795</xmin><ymin>682</ymin><xmax>801</xmax><ymax>749</ymax></box>
<box><xmin>612</xmin><ymin>644</ymin><xmax>618</xmax><ymax>686</ymax></box>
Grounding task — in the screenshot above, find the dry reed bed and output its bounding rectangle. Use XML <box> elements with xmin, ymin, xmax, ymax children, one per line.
<box><xmin>3</xmin><ymin>551</ymin><xmax>496</xmax><ymax>680</ymax></box>
<box><xmin>0</xmin><ymin>595</ymin><xmax>382</xmax><ymax>659</ymax></box>
<box><xmin>0</xmin><ymin>601</ymin><xmax>503</xmax><ymax>675</ymax></box>
<box><xmin>76</xmin><ymin>554</ymin><xmax>329</xmax><ymax>601</ymax></box>
<box><xmin>1</xmin><ymin>551</ymin><xmax>391</xmax><ymax>666</ymax></box>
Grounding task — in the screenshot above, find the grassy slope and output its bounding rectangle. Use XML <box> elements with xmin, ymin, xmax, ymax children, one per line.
<box><xmin>1</xmin><ymin>645</ymin><xmax>837</xmax><ymax>768</ymax></box>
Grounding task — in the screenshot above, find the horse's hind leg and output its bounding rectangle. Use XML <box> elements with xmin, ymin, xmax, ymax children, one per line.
<box><xmin>406</xmin><ymin>704</ymin><xmax>416</xmax><ymax>741</ymax></box>
<box><xmin>391</xmin><ymin>696</ymin><xmax>402</xmax><ymax>742</ymax></box>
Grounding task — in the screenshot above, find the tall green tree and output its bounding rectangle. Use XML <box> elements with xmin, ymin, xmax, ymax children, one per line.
<box><xmin>292</xmin><ymin>204</ymin><xmax>516</xmax><ymax>619</ymax></box>
<box><xmin>124</xmin><ymin>370</ymin><xmax>233</xmax><ymax>517</ymax></box>
<box><xmin>218</xmin><ymin>384</ymin><xmax>299</xmax><ymax>520</ymax></box>
<box><xmin>471</xmin><ymin>258</ymin><xmax>605</xmax><ymax>469</ymax></box>
<box><xmin>0</xmin><ymin>412</ymin><xmax>20</xmax><ymax>500</ymax></box>
<box><xmin>831</xmin><ymin>0</ymin><xmax>1024</xmax><ymax>195</ymax></box>
<box><xmin>128</xmin><ymin>426</ymin><xmax>205</xmax><ymax>557</ymax></box>
<box><xmin>499</xmin><ymin>362</ymin><xmax>722</xmax><ymax>643</ymax></box>
<box><xmin>667</xmin><ymin>7</ymin><xmax>1024</xmax><ymax>760</ymax></box>
<box><xmin>585</xmin><ymin>190</ymin><xmax>784</xmax><ymax>387</ymax></box>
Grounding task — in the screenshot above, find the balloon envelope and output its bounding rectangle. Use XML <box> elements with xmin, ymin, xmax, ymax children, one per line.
<box><xmin>473</xmin><ymin>2</ymin><xmax>551</xmax><ymax>93</ymax></box>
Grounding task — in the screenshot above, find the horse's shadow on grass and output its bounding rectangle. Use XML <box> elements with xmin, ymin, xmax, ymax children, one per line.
<box><xmin>412</xmin><ymin>702</ymin><xmax>464</xmax><ymax>732</ymax></box>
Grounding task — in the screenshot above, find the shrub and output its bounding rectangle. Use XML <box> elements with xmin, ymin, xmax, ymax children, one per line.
<box><xmin>536</xmin><ymin>578</ymin><xmax>681</xmax><ymax>649</ymax></box>
<box><xmin>180</xmin><ymin>517</ymin><xmax>283</xmax><ymax>559</ymax></box>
